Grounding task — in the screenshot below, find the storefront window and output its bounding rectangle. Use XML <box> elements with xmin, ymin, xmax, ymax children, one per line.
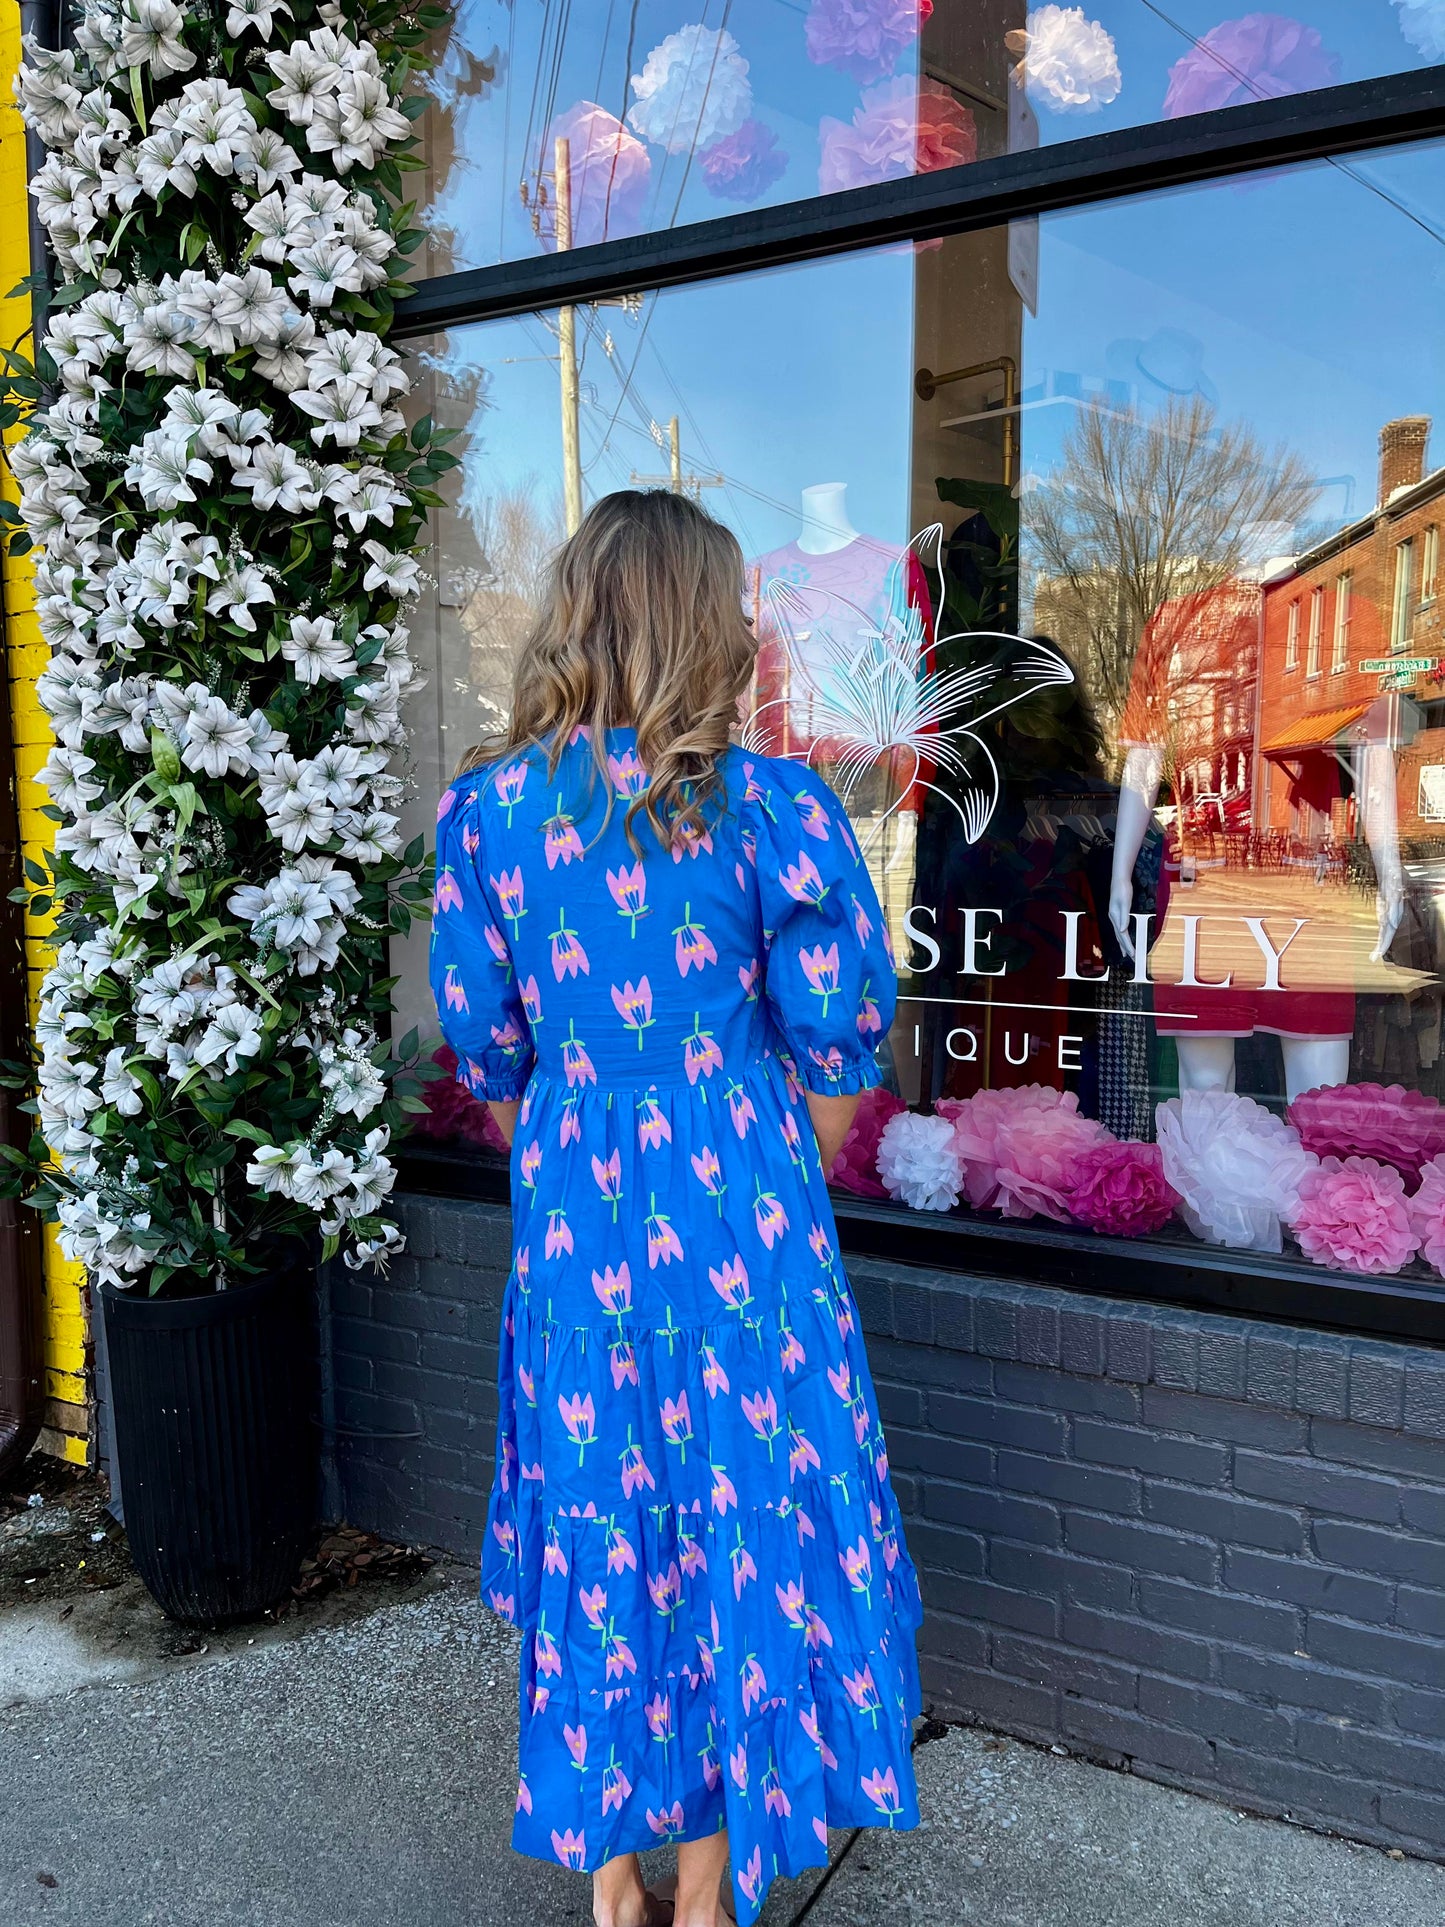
<box><xmin>401</xmin><ymin>137</ymin><xmax>1445</xmax><ymax>1291</ymax></box>
<box><xmin>416</xmin><ymin>3</ymin><xmax>1439</xmax><ymax>273</ymax></box>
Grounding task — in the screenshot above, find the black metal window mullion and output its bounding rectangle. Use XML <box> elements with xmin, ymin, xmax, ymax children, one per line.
<box><xmin>395</xmin><ymin>68</ymin><xmax>1445</xmax><ymax>337</ymax></box>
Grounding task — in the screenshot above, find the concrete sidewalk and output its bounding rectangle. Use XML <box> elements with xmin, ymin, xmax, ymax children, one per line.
<box><xmin>2</xmin><ymin>1571</ymin><xmax>1443</xmax><ymax>1927</ymax></box>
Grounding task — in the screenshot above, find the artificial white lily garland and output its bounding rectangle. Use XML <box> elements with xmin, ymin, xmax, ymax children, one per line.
<box><xmin>11</xmin><ymin>0</ymin><xmax>448</xmax><ymax>1291</ymax></box>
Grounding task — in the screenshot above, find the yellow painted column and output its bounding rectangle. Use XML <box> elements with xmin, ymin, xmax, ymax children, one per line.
<box><xmin>1</xmin><ymin>6</ymin><xmax>89</xmax><ymax>1465</ymax></box>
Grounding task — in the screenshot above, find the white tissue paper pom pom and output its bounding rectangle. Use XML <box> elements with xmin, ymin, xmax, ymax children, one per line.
<box><xmin>1019</xmin><ymin>6</ymin><xmax>1122</xmax><ymax>113</ymax></box>
<box><xmin>627</xmin><ymin>25</ymin><xmax>751</xmax><ymax>155</ymax></box>
<box><xmin>1394</xmin><ymin>0</ymin><xmax>1445</xmax><ymax>61</ymax></box>
<box><xmin>877</xmin><ymin>1110</ymin><xmax>964</xmax><ymax>1213</ymax></box>
<box><xmin>1156</xmin><ymin>1089</ymin><xmax>1317</xmax><ymax>1253</ymax></box>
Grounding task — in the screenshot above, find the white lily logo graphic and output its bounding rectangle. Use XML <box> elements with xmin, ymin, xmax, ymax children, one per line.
<box><xmin>742</xmin><ymin>523</ymin><xmax>1074</xmax><ymax>846</ymax></box>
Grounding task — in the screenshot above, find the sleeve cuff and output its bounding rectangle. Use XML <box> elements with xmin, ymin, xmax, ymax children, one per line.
<box><xmin>453</xmin><ymin>1054</ymin><xmax>534</xmax><ymax>1103</ymax></box>
<box><xmin>794</xmin><ymin>1052</ymin><xmax>883</xmax><ymax>1097</ymax></box>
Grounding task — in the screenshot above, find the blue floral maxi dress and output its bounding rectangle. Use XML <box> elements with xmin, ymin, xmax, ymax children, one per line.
<box><xmin>429</xmin><ymin>730</ymin><xmax>923</xmax><ymax>1923</ymax></box>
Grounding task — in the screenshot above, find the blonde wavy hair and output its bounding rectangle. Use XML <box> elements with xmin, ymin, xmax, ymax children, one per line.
<box><xmin>461</xmin><ymin>490</ymin><xmax>757</xmax><ymax>852</ymax></box>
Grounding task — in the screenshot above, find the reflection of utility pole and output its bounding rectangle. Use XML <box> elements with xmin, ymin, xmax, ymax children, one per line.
<box><xmin>631</xmin><ymin>415</ymin><xmax>725</xmax><ymax>499</ymax></box>
<box><xmin>554</xmin><ymin>136</ymin><xmax>583</xmax><ymax>536</ymax></box>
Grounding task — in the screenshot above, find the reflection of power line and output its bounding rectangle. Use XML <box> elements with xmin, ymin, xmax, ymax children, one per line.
<box><xmin>629</xmin><ymin>415</ymin><xmax>725</xmax><ymax>497</ymax></box>
<box><xmin>1138</xmin><ymin>0</ymin><xmax>1445</xmax><ymax>248</ymax></box>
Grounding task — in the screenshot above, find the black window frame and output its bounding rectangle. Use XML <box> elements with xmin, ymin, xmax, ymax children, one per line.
<box><xmin>394</xmin><ymin>65</ymin><xmax>1445</xmax><ymax>1348</ymax></box>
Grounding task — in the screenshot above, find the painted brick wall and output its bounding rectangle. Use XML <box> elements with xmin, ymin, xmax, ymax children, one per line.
<box><xmin>327</xmin><ymin>1194</ymin><xmax>1445</xmax><ymax>1860</ymax></box>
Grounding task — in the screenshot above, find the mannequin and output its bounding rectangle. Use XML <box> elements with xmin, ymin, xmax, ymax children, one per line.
<box><xmin>1108</xmin><ymin>730</ymin><xmax>1404</xmax><ymax>1103</ymax></box>
<box><xmin>797</xmin><ymin>481</ymin><xmax>860</xmax><ymax>555</ymax></box>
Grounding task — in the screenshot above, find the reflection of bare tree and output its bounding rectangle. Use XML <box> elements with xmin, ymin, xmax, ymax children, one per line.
<box><xmin>1027</xmin><ymin>397</ymin><xmax>1318</xmax><ymax>735</ymax></box>
<box><xmin>463</xmin><ymin>481</ymin><xmax>565</xmax><ymax>732</ymax></box>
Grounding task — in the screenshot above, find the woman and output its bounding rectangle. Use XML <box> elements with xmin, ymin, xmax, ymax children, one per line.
<box><xmin>430</xmin><ymin>491</ymin><xmax>922</xmax><ymax>1927</ymax></box>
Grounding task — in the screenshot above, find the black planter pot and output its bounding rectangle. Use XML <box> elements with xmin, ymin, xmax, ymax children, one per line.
<box><xmin>101</xmin><ymin>1267</ymin><xmax>319</xmax><ymax>1624</ymax></box>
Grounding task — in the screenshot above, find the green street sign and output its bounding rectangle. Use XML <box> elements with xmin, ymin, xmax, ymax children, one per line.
<box><xmin>1360</xmin><ymin>657</ymin><xmax>1435</xmax><ymax>674</ymax></box>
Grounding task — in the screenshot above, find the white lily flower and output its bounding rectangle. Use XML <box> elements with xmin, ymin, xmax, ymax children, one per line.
<box><xmin>292</xmin><ymin>379</ymin><xmax>383</xmax><ymax>447</ymax></box>
<box><xmin>360</xmin><ymin>541</ymin><xmax>421</xmax><ymax>598</ymax></box>
<box><xmin>287</xmin><ymin>238</ymin><xmax>361</xmax><ymax>308</ymax></box>
<box><xmin>194</xmin><ymin>1002</ymin><xmax>265</xmax><ymax>1073</ymax></box>
<box><xmin>119</xmin><ymin>0</ymin><xmax>195</xmax><ymax>79</ymax></box>
<box><xmin>101</xmin><ymin>1048</ymin><xmax>144</xmax><ymax>1116</ymax></box>
<box><xmin>280</xmin><ymin>613</ymin><xmax>358</xmax><ymax>684</ymax></box>
<box><xmin>234</xmin><ymin>124</ymin><xmax>302</xmax><ymax>193</ymax></box>
<box><xmin>266</xmin><ymin>42</ymin><xmax>340</xmax><ymax>126</ymax></box>
<box><xmin>231</xmin><ymin>439</ymin><xmax>321</xmax><ymax>512</ymax></box>
<box><xmin>226</xmin><ymin>0</ymin><xmax>293</xmax><ymax>42</ymax></box>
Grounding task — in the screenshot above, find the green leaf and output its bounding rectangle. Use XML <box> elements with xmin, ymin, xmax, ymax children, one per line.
<box><xmin>410</xmin><ymin>412</ymin><xmax>432</xmax><ymax>449</ymax></box>
<box><xmin>150</xmin><ymin>728</ymin><xmax>182</xmax><ymax>783</ymax></box>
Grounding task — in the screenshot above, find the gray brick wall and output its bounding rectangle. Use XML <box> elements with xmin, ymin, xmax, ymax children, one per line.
<box><xmin>326</xmin><ymin>1194</ymin><xmax>1445</xmax><ymax>1861</ymax></box>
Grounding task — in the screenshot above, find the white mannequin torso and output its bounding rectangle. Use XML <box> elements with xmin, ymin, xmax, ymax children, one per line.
<box><xmin>796</xmin><ymin>481</ymin><xmax>860</xmax><ymax>556</ymax></box>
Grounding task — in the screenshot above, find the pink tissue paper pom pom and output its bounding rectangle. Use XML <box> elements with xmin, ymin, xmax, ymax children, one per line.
<box><xmin>1066</xmin><ymin>1141</ymin><xmax>1180</xmax><ymax>1238</ymax></box>
<box><xmin>828</xmin><ymin>1085</ymin><xmax>906</xmax><ymax>1196</ymax></box>
<box><xmin>1286</xmin><ymin>1081</ymin><xmax>1445</xmax><ymax>1187</ymax></box>
<box><xmin>699</xmin><ymin>119</ymin><xmax>789</xmax><ymax>202</ymax></box>
<box><xmin>415</xmin><ymin>1046</ymin><xmax>511</xmax><ymax>1155</ymax></box>
<box><xmin>1162</xmin><ymin>13</ymin><xmax>1339</xmax><ymax>119</ymax></box>
<box><xmin>540</xmin><ymin>101</ymin><xmax>651</xmax><ymax>250</ymax></box>
<box><xmin>805</xmin><ymin>0</ymin><xmax>933</xmax><ymax>83</ymax></box>
<box><xmin>942</xmin><ymin>1084</ymin><xmax>1113</xmax><ymax>1222</ymax></box>
<box><xmin>1290</xmin><ymin>1157</ymin><xmax>1420</xmax><ymax>1276</ymax></box>
<box><xmin>1408</xmin><ymin>1154</ymin><xmax>1445</xmax><ymax>1277</ymax></box>
<box><xmin>818</xmin><ymin>75</ymin><xmax>976</xmax><ymax>194</ymax></box>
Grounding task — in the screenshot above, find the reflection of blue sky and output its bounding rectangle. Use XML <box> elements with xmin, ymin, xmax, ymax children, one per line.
<box><xmin>427</xmin><ymin>1</ymin><xmax>1436</xmax><ymax>269</ymax></box>
<box><xmin>445</xmin><ymin>138</ymin><xmax>1445</xmax><ymax>566</ymax></box>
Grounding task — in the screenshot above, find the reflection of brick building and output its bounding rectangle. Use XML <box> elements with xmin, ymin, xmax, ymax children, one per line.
<box><xmin>1257</xmin><ymin>418</ymin><xmax>1445</xmax><ymax>846</ymax></box>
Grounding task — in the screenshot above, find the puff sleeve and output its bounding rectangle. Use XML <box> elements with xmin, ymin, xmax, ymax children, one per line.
<box><xmin>429</xmin><ymin>780</ymin><xmax>536</xmax><ymax>1101</ymax></box>
<box><xmin>749</xmin><ymin>763</ymin><xmax>897</xmax><ymax>1093</ymax></box>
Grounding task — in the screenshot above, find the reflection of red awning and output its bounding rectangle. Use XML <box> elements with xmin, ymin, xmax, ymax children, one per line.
<box><xmin>1262</xmin><ymin>701</ymin><xmax>1372</xmax><ymax>760</ymax></box>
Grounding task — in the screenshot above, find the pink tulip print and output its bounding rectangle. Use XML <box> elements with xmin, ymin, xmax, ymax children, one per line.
<box><xmin>434</xmin><ymin>866</ymin><xmax>464</xmax><ymax>915</ymax></box>
<box><xmin>647</xmin><ymin>1561</ymin><xmax>683</xmax><ymax>1623</ymax></box>
<box><xmin>799</xmin><ymin>941</ymin><xmax>842</xmax><ymax>1015</ymax></box>
<box><xmin>753</xmin><ymin>1180</ymin><xmax>790</xmax><ymax>1249</ymax></box>
<box><xmin>606</xmin><ymin>860</ymin><xmax>649</xmax><ymax>933</ymax></box>
<box><xmin>519</xmin><ymin>975</ymin><xmax>543</xmax><ymax>1026</ymax></box>
<box><xmin>800</xmin><ymin>1703</ymin><xmax>839</xmax><ymax>1769</ymax></box>
<box><xmin>491</xmin><ymin>1018</ymin><xmax>528</xmax><ymax>1066</ymax></box>
<box><xmin>738</xmin><ymin>956</ymin><xmax>761</xmax><ymax>1001</ymax></box>
<box><xmin>607</xmin><ymin>747</ymin><xmax>649</xmax><ymax>797</ymax></box>
<box><xmin>591</xmin><ymin>1257</ymin><xmax>631</xmax><ymax>1315</ymax></box>
<box><xmin>578</xmin><ymin>1582</ymin><xmax>607</xmax><ymax>1632</ymax></box>
<box><xmin>462</xmin><ymin>822</ymin><xmax>480</xmax><ymax>857</ymax></box>
<box><xmin>794</xmin><ymin>788</ymin><xmax>831</xmax><ymax>838</ymax></box>
<box><xmin>611</xmin><ymin>976</ymin><xmax>654</xmax><ymax>1048</ymax></box>
<box><xmin>726</xmin><ymin>1079</ymin><xmax>758</xmax><ymax>1140</ymax></box>
<box><xmin>858</xmin><ymin>980</ymin><xmax>884</xmax><ymax>1037</ymax></box>
<box><xmin>691</xmin><ymin>1145</ymin><xmax>727</xmax><ymax>1213</ymax></box>
<box><xmin>851</xmin><ymin>892</ymin><xmax>874</xmax><ymax>946</ymax></box>
<box><xmin>619</xmin><ymin>1431</ymin><xmax>656</xmax><ymax>1499</ymax></box>
<box><xmin>543</xmin><ymin>799</ymin><xmax>585</xmax><ymax>869</ymax></box>
<box><xmin>551</xmin><ymin>1827</ymin><xmax>587</xmax><ymax>1869</ymax></box>
<box><xmin>682</xmin><ymin>1016</ymin><xmax>724</xmax><ymax>1085</ymax></box>
<box><xmin>679</xmin><ymin>1530</ymin><xmax>707</xmax><ymax>1579</ymax></box>
<box><xmin>609</xmin><ymin>1341</ymin><xmax>638</xmax><ymax>1389</ymax></box>
<box><xmin>673</xmin><ymin>902</ymin><xmax>718</xmax><ymax>975</ymax></box>
<box><xmin>486</xmin><ymin>1587</ymin><xmax>515</xmax><ymax>1619</ymax></box>
<box><xmin>558</xmin><ymin>1392</ymin><xmax>597</xmax><ymax>1464</ymax></box>
<box><xmin>442</xmin><ymin>965</ymin><xmax>468</xmax><ymax>1013</ymax></box>
<box><xmin>544</xmin><ymin>1208</ymin><xmax>573</xmax><ymax>1260</ymax></box>
<box><xmin>740</xmin><ymin>1654</ymin><xmax>768</xmax><ymax>1714</ymax></box>
<box><xmin>669</xmin><ymin>821</ymin><xmax>713</xmax><ymax>863</ymax></box>
<box><xmin>788</xmin><ymin>1419</ymin><xmax>821</xmax><ymax>1482</ymax></box>
<box><xmin>601</xmin><ymin>1758</ymin><xmax>632</xmax><ymax>1815</ymax></box>
<box><xmin>550</xmin><ymin>912</ymin><xmax>589</xmax><ymax>981</ymax></box>
<box><xmin>483</xmin><ymin>919</ymin><xmax>510</xmax><ymax>970</ymax></box>
<box><xmin>780</xmin><ymin>1110</ymin><xmax>806</xmax><ymax>1166</ymax></box>
<box><xmin>809</xmin><ymin>1222</ymin><xmax>834</xmax><ymax>1266</ymax></box>
<box><xmin>775</xmin><ymin>1577</ymin><xmax>807</xmax><ymax>1629</ymax></box>
<box><xmin>591</xmin><ymin>1153</ymin><xmax>625</xmax><ymax>1222</ymax></box>
<box><xmin>779</xmin><ymin>1324</ymin><xmax>806</xmax><ymax>1374</ymax></box>
<box><xmin>708</xmin><ymin>1253</ymin><xmax>752</xmax><ymax>1314</ymax></box>
<box><xmin>763</xmin><ymin>1764</ymin><xmax>792</xmax><ymax>1818</ymax></box>
<box><xmin>701</xmin><ymin>1740</ymin><xmax>722</xmax><ymax>1791</ymax></box>
<box><xmin>780</xmin><ymin>852</ymin><xmax>828</xmax><ymax>906</ymax></box>
<box><xmin>437</xmin><ymin>787</ymin><xmax>456</xmax><ymax>823</ymax></box>
<box><xmin>491</xmin><ymin>865</ymin><xmax>524</xmax><ymax>933</ymax></box>
<box><xmin>606</xmin><ymin>1523</ymin><xmax>637</xmax><ymax>1575</ymax></box>
<box><xmin>738</xmin><ymin>1847</ymin><xmax>764</xmax><ymax>1907</ymax></box>
<box><xmin>646</xmin><ymin>1802</ymin><xmax>685</xmax><ymax>1840</ymax></box>
<box><xmin>709</xmin><ymin>1460</ymin><xmax>738</xmax><ymax>1515</ymax></box>
<box><xmin>700</xmin><ymin>1344</ymin><xmax>730</xmax><ymax>1398</ymax></box>
<box><xmin>520</xmin><ymin>1140</ymin><xmax>542</xmax><ymax>1190</ymax></box>
<box><xmin>563</xmin><ymin>1721</ymin><xmax>587</xmax><ymax>1769</ymax></box>
<box><xmin>560</xmin><ymin>1100</ymin><xmax>582</xmax><ymax>1147</ymax></box>
<box><xmin>636</xmin><ymin>1093</ymin><xmax>671</xmax><ymax>1150</ymax></box>
<box><xmin>844</xmin><ymin>1663</ymin><xmax>883</xmax><ymax>1724</ymax></box>
<box><xmin>741</xmin><ymin>1388</ymin><xmax>782</xmax><ymax>1459</ymax></box>
<box><xmin>645</xmin><ymin>1194</ymin><xmax>684</xmax><ymax>1267</ymax></box>
<box><xmin>493</xmin><ymin>761</ymin><xmax>528</xmax><ymax>823</ymax></box>
<box><xmin>605</xmin><ymin>1632</ymin><xmax>637</xmax><ymax>1683</ymax></box>
<box><xmin>839</xmin><ymin>1535</ymin><xmax>874</xmax><ymax>1601</ymax></box>
<box><xmin>542</xmin><ymin>1527</ymin><xmax>567</xmax><ymax>1574</ymax></box>
<box><xmin>560</xmin><ymin>1020</ymin><xmax>596</xmax><ymax>1088</ymax></box>
<box><xmin>515</xmin><ymin>1776</ymin><xmax>532</xmax><ymax>1814</ymax></box>
<box><xmin>729</xmin><ymin>1742</ymin><xmax>748</xmax><ymax>1792</ymax></box>
<box><xmin>659</xmin><ymin>1392</ymin><xmax>693</xmax><ymax>1461</ymax></box>
<box><xmin>644</xmin><ymin>1693</ymin><xmax>672</xmax><ymax>1746</ymax></box>
<box><xmin>730</xmin><ymin>1532</ymin><xmax>759</xmax><ymax>1599</ymax></box>
<box><xmin>861</xmin><ymin>1765</ymin><xmax>903</xmax><ymax>1822</ymax></box>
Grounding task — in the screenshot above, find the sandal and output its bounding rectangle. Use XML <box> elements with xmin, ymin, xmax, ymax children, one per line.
<box><xmin>647</xmin><ymin>1874</ymin><xmax>736</xmax><ymax>1923</ymax></box>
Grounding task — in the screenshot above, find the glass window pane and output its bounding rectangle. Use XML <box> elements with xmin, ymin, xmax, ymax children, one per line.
<box><xmin>418</xmin><ymin>4</ymin><xmax>1442</xmax><ymax>272</ymax></box>
<box><xmin>407</xmin><ymin>137</ymin><xmax>1445</xmax><ymax>1290</ymax></box>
